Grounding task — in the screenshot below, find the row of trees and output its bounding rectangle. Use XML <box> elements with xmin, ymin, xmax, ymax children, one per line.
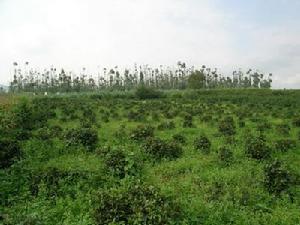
<box><xmin>9</xmin><ymin>62</ymin><xmax>272</xmax><ymax>93</ymax></box>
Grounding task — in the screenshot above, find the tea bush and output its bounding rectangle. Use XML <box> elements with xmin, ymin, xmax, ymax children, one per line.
<box><xmin>172</xmin><ymin>133</ymin><xmax>187</xmax><ymax>144</ymax></box>
<box><xmin>245</xmin><ymin>135</ymin><xmax>271</xmax><ymax>160</ymax></box>
<box><xmin>29</xmin><ymin>167</ymin><xmax>88</xmax><ymax>198</ymax></box>
<box><xmin>135</xmin><ymin>86</ymin><xmax>162</xmax><ymax>99</ymax></box>
<box><xmin>93</xmin><ymin>180</ymin><xmax>181</xmax><ymax>225</ymax></box>
<box><xmin>130</xmin><ymin>125</ymin><xmax>154</xmax><ymax>141</ymax></box>
<box><xmin>256</xmin><ymin>120</ymin><xmax>272</xmax><ymax>132</ymax></box>
<box><xmin>292</xmin><ymin>116</ymin><xmax>300</xmax><ymax>127</ymax></box>
<box><xmin>238</xmin><ymin>119</ymin><xmax>245</xmax><ymax>128</ymax></box>
<box><xmin>0</xmin><ymin>138</ymin><xmax>21</xmax><ymax>169</ymax></box>
<box><xmin>64</xmin><ymin>128</ymin><xmax>99</xmax><ymax>150</ymax></box>
<box><xmin>274</xmin><ymin>139</ymin><xmax>296</xmax><ymax>152</ymax></box>
<box><xmin>157</xmin><ymin>121</ymin><xmax>175</xmax><ymax>130</ymax></box>
<box><xmin>104</xmin><ymin>148</ymin><xmax>129</xmax><ymax>178</ymax></box>
<box><xmin>218</xmin><ymin>146</ymin><xmax>233</xmax><ymax>166</ymax></box>
<box><xmin>128</xmin><ymin>110</ymin><xmax>145</xmax><ymax>122</ymax></box>
<box><xmin>218</xmin><ymin>116</ymin><xmax>236</xmax><ymax>136</ymax></box>
<box><xmin>182</xmin><ymin>114</ymin><xmax>193</xmax><ymax>128</ymax></box>
<box><xmin>276</xmin><ymin>124</ymin><xmax>291</xmax><ymax>136</ymax></box>
<box><xmin>194</xmin><ymin>135</ymin><xmax>211</xmax><ymax>154</ymax></box>
<box><xmin>264</xmin><ymin>160</ymin><xmax>293</xmax><ymax>196</ymax></box>
<box><xmin>143</xmin><ymin>138</ymin><xmax>183</xmax><ymax>160</ymax></box>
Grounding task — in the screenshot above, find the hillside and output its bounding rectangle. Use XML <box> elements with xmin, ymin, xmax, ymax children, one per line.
<box><xmin>1</xmin><ymin>89</ymin><xmax>300</xmax><ymax>225</ymax></box>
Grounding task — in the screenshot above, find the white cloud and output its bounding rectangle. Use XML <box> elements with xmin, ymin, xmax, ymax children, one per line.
<box><xmin>0</xmin><ymin>0</ymin><xmax>299</xmax><ymax>88</ymax></box>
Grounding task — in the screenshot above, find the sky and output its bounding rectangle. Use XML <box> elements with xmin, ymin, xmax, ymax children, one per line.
<box><xmin>0</xmin><ymin>0</ymin><xmax>300</xmax><ymax>88</ymax></box>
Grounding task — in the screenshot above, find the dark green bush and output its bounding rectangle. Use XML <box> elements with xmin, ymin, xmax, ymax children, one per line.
<box><xmin>292</xmin><ymin>116</ymin><xmax>300</xmax><ymax>127</ymax></box>
<box><xmin>127</xmin><ymin>110</ymin><xmax>145</xmax><ymax>122</ymax></box>
<box><xmin>275</xmin><ymin>139</ymin><xmax>296</xmax><ymax>152</ymax></box>
<box><xmin>238</xmin><ymin>120</ymin><xmax>245</xmax><ymax>128</ymax></box>
<box><xmin>275</xmin><ymin>124</ymin><xmax>291</xmax><ymax>136</ymax></box>
<box><xmin>194</xmin><ymin>135</ymin><xmax>211</xmax><ymax>154</ymax></box>
<box><xmin>93</xmin><ymin>181</ymin><xmax>181</xmax><ymax>225</ymax></box>
<box><xmin>218</xmin><ymin>146</ymin><xmax>233</xmax><ymax>165</ymax></box>
<box><xmin>64</xmin><ymin>128</ymin><xmax>99</xmax><ymax>150</ymax></box>
<box><xmin>82</xmin><ymin>107</ymin><xmax>96</xmax><ymax>123</ymax></box>
<box><xmin>0</xmin><ymin>138</ymin><xmax>21</xmax><ymax>169</ymax></box>
<box><xmin>34</xmin><ymin>127</ymin><xmax>52</xmax><ymax>140</ymax></box>
<box><xmin>256</xmin><ymin>120</ymin><xmax>272</xmax><ymax>132</ymax></box>
<box><xmin>143</xmin><ymin>138</ymin><xmax>183</xmax><ymax>160</ymax></box>
<box><xmin>135</xmin><ymin>86</ymin><xmax>162</xmax><ymax>99</ymax></box>
<box><xmin>130</xmin><ymin>125</ymin><xmax>154</xmax><ymax>141</ymax></box>
<box><xmin>157</xmin><ymin>121</ymin><xmax>175</xmax><ymax>130</ymax></box>
<box><xmin>245</xmin><ymin>135</ymin><xmax>271</xmax><ymax>160</ymax></box>
<box><xmin>264</xmin><ymin>160</ymin><xmax>293</xmax><ymax>196</ymax></box>
<box><xmin>104</xmin><ymin>149</ymin><xmax>127</xmax><ymax>178</ymax></box>
<box><xmin>172</xmin><ymin>134</ymin><xmax>187</xmax><ymax>144</ymax></box>
<box><xmin>49</xmin><ymin>125</ymin><xmax>63</xmax><ymax>138</ymax></box>
<box><xmin>114</xmin><ymin>124</ymin><xmax>127</xmax><ymax>141</ymax></box>
<box><xmin>218</xmin><ymin>116</ymin><xmax>236</xmax><ymax>136</ymax></box>
<box><xmin>182</xmin><ymin>114</ymin><xmax>193</xmax><ymax>128</ymax></box>
<box><xmin>29</xmin><ymin>167</ymin><xmax>88</xmax><ymax>198</ymax></box>
<box><xmin>12</xmin><ymin>101</ymin><xmax>34</xmax><ymax>132</ymax></box>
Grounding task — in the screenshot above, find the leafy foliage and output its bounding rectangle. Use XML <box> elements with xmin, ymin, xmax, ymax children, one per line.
<box><xmin>143</xmin><ymin>138</ymin><xmax>183</xmax><ymax>160</ymax></box>
<box><xmin>172</xmin><ymin>134</ymin><xmax>187</xmax><ymax>144</ymax></box>
<box><xmin>218</xmin><ymin>146</ymin><xmax>233</xmax><ymax>165</ymax></box>
<box><xmin>218</xmin><ymin>116</ymin><xmax>236</xmax><ymax>136</ymax></box>
<box><xmin>274</xmin><ymin>139</ymin><xmax>296</xmax><ymax>152</ymax></box>
<box><xmin>245</xmin><ymin>135</ymin><xmax>271</xmax><ymax>160</ymax></box>
<box><xmin>130</xmin><ymin>125</ymin><xmax>154</xmax><ymax>141</ymax></box>
<box><xmin>135</xmin><ymin>86</ymin><xmax>162</xmax><ymax>99</ymax></box>
<box><xmin>64</xmin><ymin>128</ymin><xmax>99</xmax><ymax>150</ymax></box>
<box><xmin>194</xmin><ymin>135</ymin><xmax>211</xmax><ymax>154</ymax></box>
<box><xmin>0</xmin><ymin>138</ymin><xmax>20</xmax><ymax>169</ymax></box>
<box><xmin>93</xmin><ymin>180</ymin><xmax>181</xmax><ymax>225</ymax></box>
<box><xmin>264</xmin><ymin>160</ymin><xmax>294</xmax><ymax>196</ymax></box>
<box><xmin>157</xmin><ymin>121</ymin><xmax>175</xmax><ymax>130</ymax></box>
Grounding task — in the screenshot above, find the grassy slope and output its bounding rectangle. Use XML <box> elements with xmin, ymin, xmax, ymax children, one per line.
<box><xmin>1</xmin><ymin>89</ymin><xmax>300</xmax><ymax>224</ymax></box>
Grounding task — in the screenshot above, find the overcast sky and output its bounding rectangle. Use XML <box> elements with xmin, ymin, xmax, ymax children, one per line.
<box><xmin>0</xmin><ymin>0</ymin><xmax>300</xmax><ymax>88</ymax></box>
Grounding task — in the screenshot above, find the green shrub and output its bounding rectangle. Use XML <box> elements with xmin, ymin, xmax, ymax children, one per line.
<box><xmin>143</xmin><ymin>138</ymin><xmax>183</xmax><ymax>160</ymax></box>
<box><xmin>49</xmin><ymin>125</ymin><xmax>63</xmax><ymax>138</ymax></box>
<box><xmin>245</xmin><ymin>135</ymin><xmax>271</xmax><ymax>160</ymax></box>
<box><xmin>127</xmin><ymin>110</ymin><xmax>145</xmax><ymax>122</ymax></box>
<box><xmin>0</xmin><ymin>138</ymin><xmax>20</xmax><ymax>169</ymax></box>
<box><xmin>238</xmin><ymin>120</ymin><xmax>245</xmax><ymax>128</ymax></box>
<box><xmin>182</xmin><ymin>114</ymin><xmax>193</xmax><ymax>128</ymax></box>
<box><xmin>194</xmin><ymin>135</ymin><xmax>211</xmax><ymax>154</ymax></box>
<box><xmin>157</xmin><ymin>121</ymin><xmax>175</xmax><ymax>130</ymax></box>
<box><xmin>218</xmin><ymin>146</ymin><xmax>233</xmax><ymax>165</ymax></box>
<box><xmin>292</xmin><ymin>116</ymin><xmax>300</xmax><ymax>127</ymax></box>
<box><xmin>256</xmin><ymin>120</ymin><xmax>272</xmax><ymax>132</ymax></box>
<box><xmin>264</xmin><ymin>160</ymin><xmax>293</xmax><ymax>196</ymax></box>
<box><xmin>172</xmin><ymin>134</ymin><xmax>187</xmax><ymax>144</ymax></box>
<box><xmin>93</xmin><ymin>180</ymin><xmax>181</xmax><ymax>225</ymax></box>
<box><xmin>104</xmin><ymin>149</ymin><xmax>128</xmax><ymax>178</ymax></box>
<box><xmin>82</xmin><ymin>108</ymin><xmax>97</xmax><ymax>123</ymax></box>
<box><xmin>64</xmin><ymin>128</ymin><xmax>99</xmax><ymax>150</ymax></box>
<box><xmin>275</xmin><ymin>124</ymin><xmax>291</xmax><ymax>136</ymax></box>
<box><xmin>130</xmin><ymin>125</ymin><xmax>154</xmax><ymax>141</ymax></box>
<box><xmin>218</xmin><ymin>116</ymin><xmax>236</xmax><ymax>136</ymax></box>
<box><xmin>135</xmin><ymin>86</ymin><xmax>162</xmax><ymax>99</ymax></box>
<box><xmin>29</xmin><ymin>167</ymin><xmax>88</xmax><ymax>198</ymax></box>
<box><xmin>114</xmin><ymin>124</ymin><xmax>127</xmax><ymax>141</ymax></box>
<box><xmin>275</xmin><ymin>139</ymin><xmax>296</xmax><ymax>152</ymax></box>
<box><xmin>34</xmin><ymin>127</ymin><xmax>52</xmax><ymax>140</ymax></box>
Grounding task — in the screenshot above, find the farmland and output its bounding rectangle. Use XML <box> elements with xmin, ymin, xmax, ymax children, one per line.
<box><xmin>1</xmin><ymin>88</ymin><xmax>300</xmax><ymax>224</ymax></box>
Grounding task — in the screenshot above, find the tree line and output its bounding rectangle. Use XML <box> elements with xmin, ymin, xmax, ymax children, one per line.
<box><xmin>9</xmin><ymin>61</ymin><xmax>272</xmax><ymax>93</ymax></box>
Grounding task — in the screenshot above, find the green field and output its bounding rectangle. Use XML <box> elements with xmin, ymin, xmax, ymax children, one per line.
<box><xmin>1</xmin><ymin>89</ymin><xmax>300</xmax><ymax>224</ymax></box>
